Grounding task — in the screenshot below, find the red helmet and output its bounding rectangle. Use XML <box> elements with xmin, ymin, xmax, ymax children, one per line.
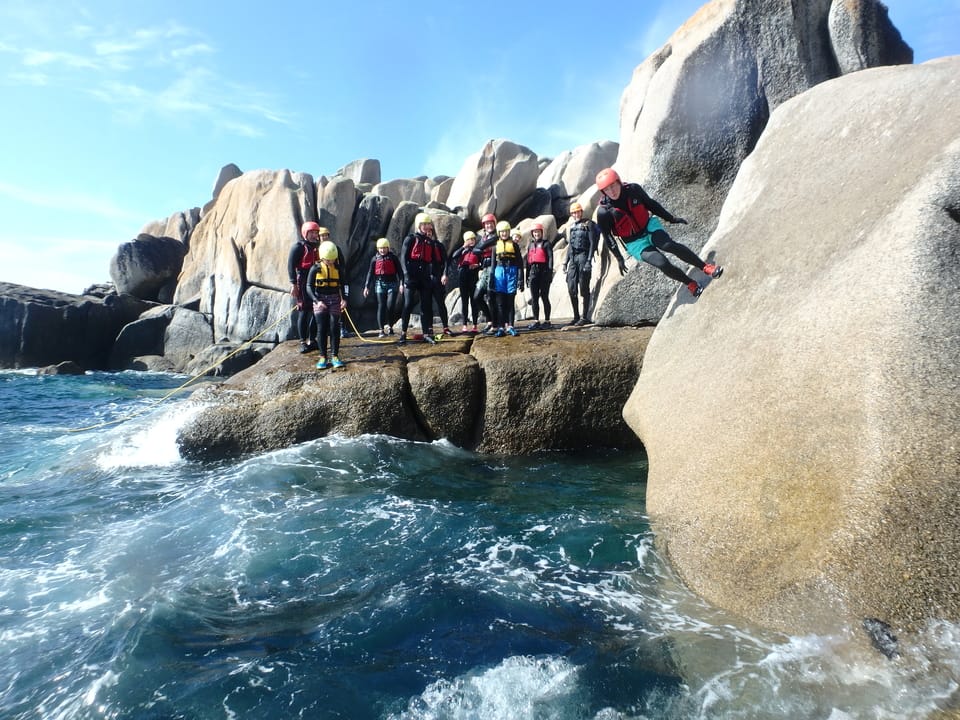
<box><xmin>301</xmin><ymin>221</ymin><xmax>321</xmax><ymax>239</ymax></box>
<box><xmin>595</xmin><ymin>168</ymin><xmax>621</xmax><ymax>191</ymax></box>
<box><xmin>481</xmin><ymin>213</ymin><xmax>497</xmax><ymax>225</ymax></box>
<box><xmin>531</xmin><ymin>222</ymin><xmax>543</xmax><ymax>232</ymax></box>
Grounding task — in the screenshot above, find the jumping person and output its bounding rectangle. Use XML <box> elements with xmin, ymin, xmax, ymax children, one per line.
<box><xmin>595</xmin><ymin>167</ymin><xmax>722</xmax><ymax>297</ymax></box>
<box><xmin>288</xmin><ymin>221</ymin><xmax>322</xmax><ymax>352</ymax></box>
<box><xmin>450</xmin><ymin>230</ymin><xmax>488</xmax><ymax>333</ymax></box>
<box><xmin>524</xmin><ymin>222</ymin><xmax>553</xmax><ymax>329</ymax></box>
<box><xmin>489</xmin><ymin>223</ymin><xmax>524</xmax><ymax>337</ymax></box>
<box><xmin>399</xmin><ymin>212</ymin><xmax>441</xmax><ymax>345</ymax></box>
<box><xmin>363</xmin><ymin>238</ymin><xmax>404</xmax><ymax>337</ymax></box>
<box><xmin>560</xmin><ymin>202</ymin><xmax>599</xmax><ymax>325</ymax></box>
<box><xmin>306</xmin><ymin>240</ymin><xmax>348</xmax><ymax>369</ymax></box>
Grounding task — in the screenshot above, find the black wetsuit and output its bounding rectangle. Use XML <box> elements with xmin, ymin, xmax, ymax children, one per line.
<box><xmin>364</xmin><ymin>251</ymin><xmax>404</xmax><ymax>332</ymax></box>
<box><xmin>400</xmin><ymin>231</ymin><xmax>438</xmax><ymax>336</ymax></box>
<box><xmin>474</xmin><ymin>231</ymin><xmax>498</xmax><ymax>327</ymax></box>
<box><xmin>288</xmin><ymin>239</ymin><xmax>319</xmax><ymax>346</ymax></box>
<box><xmin>525</xmin><ymin>238</ymin><xmax>554</xmax><ymax>325</ymax></box>
<box><xmin>563</xmin><ymin>219</ymin><xmax>598</xmax><ymax>323</ymax></box>
<box><xmin>305</xmin><ymin>262</ymin><xmax>345</xmax><ymax>359</ymax></box>
<box><xmin>597</xmin><ymin>182</ymin><xmax>705</xmax><ymax>285</ymax></box>
<box><xmin>450</xmin><ymin>243</ymin><xmax>488</xmax><ymax>326</ymax></box>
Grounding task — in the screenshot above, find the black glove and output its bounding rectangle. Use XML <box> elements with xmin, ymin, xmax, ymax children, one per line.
<box><xmin>583</xmin><ymin>262</ymin><xmax>592</xmax><ymax>274</ymax></box>
<box><xmin>617</xmin><ymin>260</ymin><xmax>627</xmax><ymax>276</ymax></box>
<box><xmin>672</xmin><ymin>217</ymin><xmax>688</xmax><ymax>225</ymax></box>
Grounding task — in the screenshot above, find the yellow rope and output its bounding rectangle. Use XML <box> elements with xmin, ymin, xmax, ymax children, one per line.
<box><xmin>67</xmin><ymin>306</ymin><xmax>296</xmax><ymax>433</ymax></box>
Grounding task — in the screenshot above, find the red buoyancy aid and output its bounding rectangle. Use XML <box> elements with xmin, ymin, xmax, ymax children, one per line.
<box><xmin>408</xmin><ymin>234</ymin><xmax>440</xmax><ymax>263</ymax></box>
<box><xmin>298</xmin><ymin>242</ymin><xmax>318</xmax><ymax>272</ymax></box>
<box><xmin>479</xmin><ymin>232</ymin><xmax>497</xmax><ymax>259</ymax></box>
<box><xmin>374</xmin><ymin>255</ymin><xmax>398</xmax><ymax>276</ymax></box>
<box><xmin>526</xmin><ymin>243</ymin><xmax>548</xmax><ymax>264</ymax></box>
<box><xmin>609</xmin><ymin>196</ymin><xmax>651</xmax><ymax>240</ymax></box>
<box><xmin>459</xmin><ymin>249</ymin><xmax>481</xmax><ymax>267</ymax></box>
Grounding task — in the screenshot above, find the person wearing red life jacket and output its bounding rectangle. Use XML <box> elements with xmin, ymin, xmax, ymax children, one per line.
<box><xmin>524</xmin><ymin>222</ymin><xmax>554</xmax><ymax>329</ymax></box>
<box><xmin>595</xmin><ymin>168</ymin><xmax>722</xmax><ymax>297</ymax></box>
<box><xmin>363</xmin><ymin>238</ymin><xmax>404</xmax><ymax>337</ymax></box>
<box><xmin>426</xmin><ymin>225</ymin><xmax>452</xmax><ymax>337</ymax></box>
<box><xmin>474</xmin><ymin>212</ymin><xmax>499</xmax><ymax>332</ymax></box>
<box><xmin>399</xmin><ymin>212</ymin><xmax>442</xmax><ymax>344</ymax></box>
<box><xmin>559</xmin><ymin>202</ymin><xmax>599</xmax><ymax>326</ymax></box>
<box><xmin>449</xmin><ymin>230</ymin><xmax>489</xmax><ymax>333</ymax></box>
<box><xmin>288</xmin><ymin>221</ymin><xmax>323</xmax><ymax>352</ymax></box>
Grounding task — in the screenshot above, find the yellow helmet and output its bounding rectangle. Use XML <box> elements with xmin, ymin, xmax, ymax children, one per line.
<box><xmin>496</xmin><ymin>220</ymin><xmax>511</xmax><ymax>233</ymax></box>
<box><xmin>511</xmin><ymin>228</ymin><xmax>522</xmax><ymax>239</ymax></box>
<box><xmin>569</xmin><ymin>202</ymin><xmax>583</xmax><ymax>213</ymax></box>
<box><xmin>318</xmin><ymin>240</ymin><xmax>338</xmax><ymax>261</ymax></box>
<box><xmin>462</xmin><ymin>230</ymin><xmax>476</xmax><ymax>242</ymax></box>
<box><xmin>376</xmin><ymin>238</ymin><xmax>390</xmax><ymax>250</ymax></box>
<box><xmin>317</xmin><ymin>226</ymin><xmax>331</xmax><ymax>237</ymax></box>
<box><xmin>415</xmin><ymin>212</ymin><xmax>433</xmax><ymax>227</ymax></box>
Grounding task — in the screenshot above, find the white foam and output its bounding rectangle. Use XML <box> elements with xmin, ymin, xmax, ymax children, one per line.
<box><xmin>95</xmin><ymin>401</ymin><xmax>207</xmax><ymax>469</ymax></box>
<box><xmin>389</xmin><ymin>655</ymin><xmax>581</xmax><ymax>720</ymax></box>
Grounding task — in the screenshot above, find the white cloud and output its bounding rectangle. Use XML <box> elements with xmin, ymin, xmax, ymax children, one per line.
<box><xmin>0</xmin><ymin>181</ymin><xmax>143</xmax><ymax>223</ymax></box>
<box><xmin>1</xmin><ymin>14</ymin><xmax>294</xmax><ymax>139</ymax></box>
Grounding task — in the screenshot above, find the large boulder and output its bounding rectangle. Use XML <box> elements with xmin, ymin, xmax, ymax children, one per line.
<box><xmin>446</xmin><ymin>139</ymin><xmax>540</xmax><ymax>226</ymax></box>
<box><xmin>335</xmin><ymin>158</ymin><xmax>381</xmax><ymax>186</ymax></box>
<box><xmin>109</xmin><ymin>234</ymin><xmax>187</xmax><ymax>302</ymax></box>
<box><xmin>173</xmin><ymin>169</ymin><xmax>316</xmax><ymax>343</ymax></box>
<box><xmin>177</xmin><ymin>326</ymin><xmax>651</xmax><ymax>461</ymax></box>
<box><xmin>623</xmin><ymin>59</ymin><xmax>960</xmax><ymax>635</ymax></box>
<box><xmin>139</xmin><ymin>208</ymin><xmax>201</xmax><ymax>247</ymax></box>
<box><xmin>537</xmin><ymin>141</ymin><xmax>619</xmax><ymax>198</ymax></box>
<box><xmin>0</xmin><ymin>282</ymin><xmax>149</xmax><ymax>370</ymax></box>
<box><xmin>602</xmin><ymin>0</ymin><xmax>912</xmax><ymax>325</ymax></box>
<box><xmin>371</xmin><ymin>178</ymin><xmax>428</xmax><ymax>208</ymax></box>
<box><xmin>318</xmin><ymin>176</ymin><xmax>359</xmax><ymax>257</ymax></box>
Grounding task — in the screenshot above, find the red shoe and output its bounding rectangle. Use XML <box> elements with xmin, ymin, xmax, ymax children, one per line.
<box><xmin>702</xmin><ymin>262</ymin><xmax>723</xmax><ymax>279</ymax></box>
<box><xmin>687</xmin><ymin>281</ymin><xmax>703</xmax><ymax>297</ymax></box>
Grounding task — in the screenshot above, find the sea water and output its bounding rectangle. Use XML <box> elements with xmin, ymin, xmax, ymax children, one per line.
<box><xmin>1</xmin><ymin>370</ymin><xmax>958</xmax><ymax>719</ymax></box>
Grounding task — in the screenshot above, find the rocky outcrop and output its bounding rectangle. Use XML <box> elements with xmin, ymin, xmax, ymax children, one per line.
<box><xmin>0</xmin><ymin>282</ymin><xmax>150</xmax><ymax>370</ymax></box>
<box><xmin>600</xmin><ymin>0</ymin><xmax>912</xmax><ymax>326</ymax></box>
<box><xmin>177</xmin><ymin>326</ymin><xmax>650</xmax><ymax>461</ymax></box>
<box><xmin>446</xmin><ymin>139</ymin><xmax>540</xmax><ymax>226</ymax></box>
<box><xmin>173</xmin><ymin>169</ymin><xmax>316</xmax><ymax>345</ymax></box>
<box><xmin>537</xmin><ymin>141</ymin><xmax>619</xmax><ymax>199</ymax></box>
<box><xmin>109</xmin><ymin>233</ymin><xmax>187</xmax><ymax>303</ymax></box>
<box><xmin>623</xmin><ymin>59</ymin><xmax>960</xmax><ymax>635</ymax></box>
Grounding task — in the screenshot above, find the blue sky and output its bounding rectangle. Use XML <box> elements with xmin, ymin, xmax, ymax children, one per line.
<box><xmin>1</xmin><ymin>0</ymin><xmax>957</xmax><ymax>294</ymax></box>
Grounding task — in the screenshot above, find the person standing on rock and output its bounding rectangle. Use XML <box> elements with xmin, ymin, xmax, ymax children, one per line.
<box><xmin>489</xmin><ymin>223</ymin><xmax>524</xmax><ymax>337</ymax></box>
<box><xmin>595</xmin><ymin>167</ymin><xmax>722</xmax><ymax>297</ymax></box>
<box><xmin>450</xmin><ymin>230</ymin><xmax>488</xmax><ymax>333</ymax></box>
<box><xmin>306</xmin><ymin>240</ymin><xmax>348</xmax><ymax>369</ymax></box>
<box><xmin>475</xmin><ymin>213</ymin><xmax>499</xmax><ymax>332</ymax></box>
<box><xmin>288</xmin><ymin>221</ymin><xmax>322</xmax><ymax>352</ymax></box>
<box><xmin>363</xmin><ymin>238</ymin><xmax>404</xmax><ymax>337</ymax></box>
<box><xmin>525</xmin><ymin>222</ymin><xmax>553</xmax><ymax>329</ymax></box>
<box><xmin>427</xmin><ymin>223</ymin><xmax>453</xmax><ymax>336</ymax></box>
<box><xmin>560</xmin><ymin>202</ymin><xmax>599</xmax><ymax>326</ymax></box>
<box><xmin>399</xmin><ymin>213</ymin><xmax>441</xmax><ymax>345</ymax></box>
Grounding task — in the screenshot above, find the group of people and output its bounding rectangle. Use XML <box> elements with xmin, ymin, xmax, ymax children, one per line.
<box><xmin>288</xmin><ymin>168</ymin><xmax>723</xmax><ymax>367</ymax></box>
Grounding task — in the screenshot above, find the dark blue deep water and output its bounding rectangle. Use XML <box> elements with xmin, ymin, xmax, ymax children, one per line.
<box><xmin>1</xmin><ymin>370</ymin><xmax>958</xmax><ymax>719</ymax></box>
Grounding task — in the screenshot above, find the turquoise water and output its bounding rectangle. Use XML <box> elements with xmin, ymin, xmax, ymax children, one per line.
<box><xmin>1</xmin><ymin>370</ymin><xmax>958</xmax><ymax>719</ymax></box>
